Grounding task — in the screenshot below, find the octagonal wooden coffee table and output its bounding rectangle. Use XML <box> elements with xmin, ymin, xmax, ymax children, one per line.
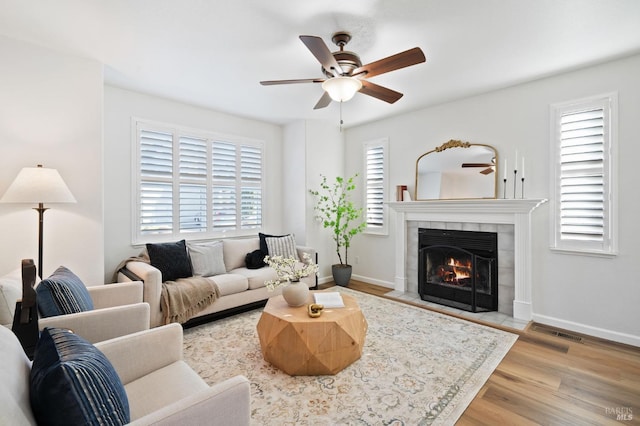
<box><xmin>256</xmin><ymin>292</ymin><xmax>367</xmax><ymax>376</ymax></box>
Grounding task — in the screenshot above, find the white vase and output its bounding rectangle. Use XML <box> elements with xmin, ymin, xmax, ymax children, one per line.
<box><xmin>281</xmin><ymin>281</ymin><xmax>310</xmax><ymax>307</ymax></box>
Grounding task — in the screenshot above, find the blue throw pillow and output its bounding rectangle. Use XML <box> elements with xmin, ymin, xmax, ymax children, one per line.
<box><xmin>36</xmin><ymin>266</ymin><xmax>94</xmax><ymax>318</ymax></box>
<box><xmin>30</xmin><ymin>327</ymin><xmax>130</xmax><ymax>425</ymax></box>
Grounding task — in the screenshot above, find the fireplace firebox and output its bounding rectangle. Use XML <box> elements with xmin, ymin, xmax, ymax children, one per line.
<box><xmin>418</xmin><ymin>228</ymin><xmax>498</xmax><ymax>312</ymax></box>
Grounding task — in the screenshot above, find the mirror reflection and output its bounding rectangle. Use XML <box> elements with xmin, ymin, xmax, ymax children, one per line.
<box><xmin>415</xmin><ymin>140</ymin><xmax>498</xmax><ymax>200</ymax></box>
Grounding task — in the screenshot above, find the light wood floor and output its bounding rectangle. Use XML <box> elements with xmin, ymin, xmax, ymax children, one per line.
<box><xmin>322</xmin><ymin>281</ymin><xmax>640</xmax><ymax>425</ymax></box>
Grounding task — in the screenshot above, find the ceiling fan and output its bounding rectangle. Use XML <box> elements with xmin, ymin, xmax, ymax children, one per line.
<box><xmin>461</xmin><ymin>160</ymin><xmax>495</xmax><ymax>175</ymax></box>
<box><xmin>260</xmin><ymin>32</ymin><xmax>426</xmax><ymax>109</ymax></box>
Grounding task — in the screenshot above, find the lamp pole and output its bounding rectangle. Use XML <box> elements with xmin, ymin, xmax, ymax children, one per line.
<box><xmin>34</xmin><ymin>202</ymin><xmax>48</xmax><ymax>279</ymax></box>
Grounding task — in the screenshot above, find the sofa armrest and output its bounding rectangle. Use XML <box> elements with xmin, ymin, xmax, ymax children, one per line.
<box><xmin>296</xmin><ymin>245</ymin><xmax>316</xmax><ymax>259</ymax></box>
<box><xmin>86</xmin><ymin>281</ymin><xmax>143</xmax><ymax>309</ymax></box>
<box><xmin>38</xmin><ymin>302</ymin><xmax>150</xmax><ymax>344</ymax></box>
<box><xmin>128</xmin><ymin>375</ymin><xmax>251</xmax><ymax>426</ymax></box>
<box><xmin>119</xmin><ymin>261</ymin><xmax>164</xmax><ymax>328</ymax></box>
<box><xmin>95</xmin><ymin>323</ymin><xmax>183</xmax><ymax>385</ymax></box>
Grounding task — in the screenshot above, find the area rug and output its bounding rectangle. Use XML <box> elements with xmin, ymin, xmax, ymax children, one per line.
<box><xmin>182</xmin><ymin>287</ymin><xmax>517</xmax><ymax>425</ymax></box>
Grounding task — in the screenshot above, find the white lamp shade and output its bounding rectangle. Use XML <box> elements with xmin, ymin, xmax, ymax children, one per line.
<box><xmin>322</xmin><ymin>76</ymin><xmax>363</xmax><ymax>102</ymax></box>
<box><xmin>0</xmin><ymin>166</ymin><xmax>76</xmax><ymax>204</ymax></box>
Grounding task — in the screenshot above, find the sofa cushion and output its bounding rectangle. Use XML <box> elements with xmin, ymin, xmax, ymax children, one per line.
<box><xmin>266</xmin><ymin>234</ymin><xmax>299</xmax><ymax>260</ymax></box>
<box><xmin>209</xmin><ymin>274</ymin><xmax>249</xmax><ymax>296</ymax></box>
<box><xmin>187</xmin><ymin>241</ymin><xmax>226</xmax><ymax>277</ymax></box>
<box><xmin>36</xmin><ymin>266</ymin><xmax>94</xmax><ymax>318</ymax></box>
<box><xmin>146</xmin><ymin>240</ymin><xmax>192</xmax><ymax>282</ymax></box>
<box><xmin>223</xmin><ymin>238</ymin><xmax>260</xmax><ymax>271</ymax></box>
<box><xmin>233</xmin><ymin>267</ymin><xmax>278</xmax><ymax>290</ymax></box>
<box><xmin>30</xmin><ymin>327</ymin><xmax>130</xmax><ymax>425</ymax></box>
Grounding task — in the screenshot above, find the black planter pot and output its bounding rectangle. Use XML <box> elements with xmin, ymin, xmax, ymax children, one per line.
<box><xmin>332</xmin><ymin>264</ymin><xmax>352</xmax><ymax>287</ymax></box>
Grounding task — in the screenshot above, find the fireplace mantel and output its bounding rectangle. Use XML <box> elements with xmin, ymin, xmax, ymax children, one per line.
<box><xmin>389</xmin><ymin>199</ymin><xmax>547</xmax><ymax>321</ymax></box>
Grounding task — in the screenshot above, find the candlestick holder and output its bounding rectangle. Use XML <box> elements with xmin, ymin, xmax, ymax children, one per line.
<box><xmin>503</xmin><ymin>178</ymin><xmax>507</xmax><ymax>199</ymax></box>
<box><xmin>521</xmin><ymin>177</ymin><xmax>525</xmax><ymax>199</ymax></box>
<box><xmin>513</xmin><ymin>169</ymin><xmax>518</xmax><ymax>199</ymax></box>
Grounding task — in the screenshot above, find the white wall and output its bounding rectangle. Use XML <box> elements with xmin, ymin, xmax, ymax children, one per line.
<box><xmin>0</xmin><ymin>36</ymin><xmax>104</xmax><ymax>283</ymax></box>
<box><xmin>344</xmin><ymin>53</ymin><xmax>640</xmax><ymax>345</ymax></box>
<box><xmin>103</xmin><ymin>86</ymin><xmax>283</xmax><ymax>282</ymax></box>
<box><xmin>283</xmin><ymin>120</ymin><xmax>343</xmax><ymax>282</ymax></box>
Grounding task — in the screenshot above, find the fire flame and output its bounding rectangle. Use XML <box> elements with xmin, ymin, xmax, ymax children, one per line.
<box><xmin>447</xmin><ymin>257</ymin><xmax>471</xmax><ymax>281</ymax></box>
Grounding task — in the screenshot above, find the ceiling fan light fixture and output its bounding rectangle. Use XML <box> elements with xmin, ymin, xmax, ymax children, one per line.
<box><xmin>322</xmin><ymin>76</ymin><xmax>362</xmax><ymax>102</ymax></box>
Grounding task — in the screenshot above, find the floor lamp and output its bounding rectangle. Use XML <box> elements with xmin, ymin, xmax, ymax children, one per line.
<box><xmin>0</xmin><ymin>165</ymin><xmax>76</xmax><ymax>279</ymax></box>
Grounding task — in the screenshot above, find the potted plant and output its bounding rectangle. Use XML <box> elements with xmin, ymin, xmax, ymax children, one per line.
<box><xmin>309</xmin><ymin>174</ymin><xmax>367</xmax><ymax>286</ymax></box>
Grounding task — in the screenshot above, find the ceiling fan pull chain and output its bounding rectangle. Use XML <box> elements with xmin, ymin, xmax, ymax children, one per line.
<box><xmin>340</xmin><ymin>101</ymin><xmax>344</xmax><ymax>132</ymax></box>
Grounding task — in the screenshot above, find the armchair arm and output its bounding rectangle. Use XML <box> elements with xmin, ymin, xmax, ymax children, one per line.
<box><xmin>87</xmin><ymin>281</ymin><xmax>143</xmax><ymax>309</ymax></box>
<box><xmin>39</xmin><ymin>302</ymin><xmax>150</xmax><ymax>344</ymax></box>
<box><xmin>128</xmin><ymin>375</ymin><xmax>251</xmax><ymax>426</ymax></box>
<box><xmin>95</xmin><ymin>323</ymin><xmax>183</xmax><ymax>385</ymax></box>
<box><xmin>119</xmin><ymin>261</ymin><xmax>164</xmax><ymax>328</ymax></box>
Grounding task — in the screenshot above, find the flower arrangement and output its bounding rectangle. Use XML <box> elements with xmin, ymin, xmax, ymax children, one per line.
<box><xmin>263</xmin><ymin>252</ymin><xmax>319</xmax><ymax>291</ymax></box>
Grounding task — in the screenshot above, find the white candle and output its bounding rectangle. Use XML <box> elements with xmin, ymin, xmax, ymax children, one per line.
<box><xmin>514</xmin><ymin>150</ymin><xmax>518</xmax><ymax>171</ymax></box>
<box><xmin>503</xmin><ymin>159</ymin><xmax>507</xmax><ymax>180</ymax></box>
<box><xmin>521</xmin><ymin>157</ymin><xmax>525</xmax><ymax>179</ymax></box>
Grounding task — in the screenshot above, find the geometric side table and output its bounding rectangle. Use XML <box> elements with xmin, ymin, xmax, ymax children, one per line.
<box><xmin>256</xmin><ymin>292</ymin><xmax>367</xmax><ymax>376</ymax></box>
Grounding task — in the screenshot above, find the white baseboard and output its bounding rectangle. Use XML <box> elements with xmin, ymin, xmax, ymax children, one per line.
<box><xmin>351</xmin><ymin>273</ymin><xmax>394</xmax><ymax>289</ymax></box>
<box><xmin>532</xmin><ymin>313</ymin><xmax>640</xmax><ymax>347</ymax></box>
<box><xmin>318</xmin><ymin>273</ymin><xmax>394</xmax><ymax>289</ymax></box>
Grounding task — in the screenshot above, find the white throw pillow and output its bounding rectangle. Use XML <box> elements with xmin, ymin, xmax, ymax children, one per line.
<box><xmin>266</xmin><ymin>235</ymin><xmax>299</xmax><ymax>260</ymax></box>
<box><xmin>187</xmin><ymin>241</ymin><xmax>226</xmax><ymax>277</ymax></box>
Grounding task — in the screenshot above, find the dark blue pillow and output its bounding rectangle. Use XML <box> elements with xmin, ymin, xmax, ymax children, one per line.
<box><xmin>30</xmin><ymin>327</ymin><xmax>130</xmax><ymax>425</ymax></box>
<box><xmin>36</xmin><ymin>266</ymin><xmax>94</xmax><ymax>318</ymax></box>
<box><xmin>146</xmin><ymin>240</ymin><xmax>193</xmax><ymax>282</ymax></box>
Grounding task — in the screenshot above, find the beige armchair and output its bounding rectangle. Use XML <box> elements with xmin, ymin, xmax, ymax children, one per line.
<box><xmin>38</xmin><ymin>281</ymin><xmax>150</xmax><ymax>344</ymax></box>
<box><xmin>0</xmin><ymin>323</ymin><xmax>251</xmax><ymax>425</ymax></box>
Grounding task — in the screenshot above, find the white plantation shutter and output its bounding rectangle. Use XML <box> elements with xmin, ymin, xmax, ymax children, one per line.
<box><xmin>179</xmin><ymin>136</ymin><xmax>208</xmax><ymax>233</ymax></box>
<box><xmin>551</xmin><ymin>94</ymin><xmax>616</xmax><ymax>255</ymax></box>
<box><xmin>212</xmin><ymin>141</ymin><xmax>237</xmax><ymax>231</ymax></box>
<box><xmin>139</xmin><ymin>129</ymin><xmax>173</xmax><ymax>235</ymax></box>
<box><xmin>134</xmin><ymin>120</ymin><xmax>264</xmax><ymax>243</ymax></box>
<box><xmin>363</xmin><ymin>138</ymin><xmax>389</xmax><ymax>235</ymax></box>
<box><xmin>559</xmin><ymin>109</ymin><xmax>605</xmax><ymax>241</ymax></box>
<box><xmin>241</xmin><ymin>145</ymin><xmax>262</xmax><ymax>229</ymax></box>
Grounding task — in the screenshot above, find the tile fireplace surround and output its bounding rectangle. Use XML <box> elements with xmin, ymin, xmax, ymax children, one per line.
<box><xmin>389</xmin><ymin>199</ymin><xmax>547</xmax><ymax>321</ymax></box>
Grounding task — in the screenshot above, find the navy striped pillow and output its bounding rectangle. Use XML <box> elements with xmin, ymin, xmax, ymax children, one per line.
<box><xmin>36</xmin><ymin>266</ymin><xmax>94</xmax><ymax>317</ymax></box>
<box><xmin>30</xmin><ymin>327</ymin><xmax>130</xmax><ymax>425</ymax></box>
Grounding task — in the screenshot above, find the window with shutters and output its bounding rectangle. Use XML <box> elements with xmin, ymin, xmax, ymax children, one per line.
<box><xmin>363</xmin><ymin>138</ymin><xmax>389</xmax><ymax>235</ymax></box>
<box><xmin>550</xmin><ymin>93</ymin><xmax>617</xmax><ymax>255</ymax></box>
<box><xmin>133</xmin><ymin>119</ymin><xmax>264</xmax><ymax>244</ymax></box>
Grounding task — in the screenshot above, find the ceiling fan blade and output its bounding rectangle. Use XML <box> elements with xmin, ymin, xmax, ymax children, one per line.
<box><xmin>353</xmin><ymin>47</ymin><xmax>426</xmax><ymax>78</ymax></box>
<box><xmin>313</xmin><ymin>92</ymin><xmax>332</xmax><ymax>110</ymax></box>
<box><xmin>260</xmin><ymin>78</ymin><xmax>324</xmax><ymax>86</ymax></box>
<box><xmin>480</xmin><ymin>167</ymin><xmax>494</xmax><ymax>175</ymax></box>
<box><xmin>299</xmin><ymin>35</ymin><xmax>342</xmax><ymax>76</ymax></box>
<box><xmin>359</xmin><ymin>80</ymin><xmax>403</xmax><ymax>104</ymax></box>
<box><xmin>461</xmin><ymin>163</ymin><xmax>493</xmax><ymax>168</ymax></box>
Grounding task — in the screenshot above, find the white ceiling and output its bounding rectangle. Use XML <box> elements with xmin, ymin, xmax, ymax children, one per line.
<box><xmin>2</xmin><ymin>0</ymin><xmax>640</xmax><ymax>128</ymax></box>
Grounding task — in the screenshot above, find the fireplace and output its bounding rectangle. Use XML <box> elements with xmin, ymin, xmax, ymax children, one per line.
<box><xmin>418</xmin><ymin>228</ymin><xmax>498</xmax><ymax>312</ymax></box>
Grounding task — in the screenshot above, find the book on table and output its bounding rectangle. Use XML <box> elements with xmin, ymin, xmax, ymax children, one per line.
<box><xmin>313</xmin><ymin>292</ymin><xmax>345</xmax><ymax>308</ymax></box>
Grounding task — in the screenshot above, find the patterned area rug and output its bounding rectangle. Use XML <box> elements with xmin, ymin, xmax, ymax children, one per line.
<box><xmin>183</xmin><ymin>287</ymin><xmax>517</xmax><ymax>425</ymax></box>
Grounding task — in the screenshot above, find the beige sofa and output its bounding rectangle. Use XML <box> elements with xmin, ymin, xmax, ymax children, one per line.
<box><xmin>118</xmin><ymin>237</ymin><xmax>316</xmax><ymax>328</ymax></box>
<box><xmin>0</xmin><ymin>322</ymin><xmax>250</xmax><ymax>425</ymax></box>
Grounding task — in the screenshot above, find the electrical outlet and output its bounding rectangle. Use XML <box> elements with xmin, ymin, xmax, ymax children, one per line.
<box><xmin>355</xmin><ymin>256</ymin><xmax>359</xmax><ymax>264</ymax></box>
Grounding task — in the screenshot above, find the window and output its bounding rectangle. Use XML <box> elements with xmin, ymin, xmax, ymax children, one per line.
<box><xmin>550</xmin><ymin>93</ymin><xmax>617</xmax><ymax>255</ymax></box>
<box><xmin>133</xmin><ymin>119</ymin><xmax>264</xmax><ymax>243</ymax></box>
<box><xmin>363</xmin><ymin>138</ymin><xmax>389</xmax><ymax>235</ymax></box>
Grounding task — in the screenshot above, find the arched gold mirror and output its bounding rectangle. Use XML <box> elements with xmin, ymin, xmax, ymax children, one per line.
<box><xmin>415</xmin><ymin>140</ymin><xmax>498</xmax><ymax>200</ymax></box>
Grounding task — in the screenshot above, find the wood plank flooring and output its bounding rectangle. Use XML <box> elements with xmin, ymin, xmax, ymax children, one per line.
<box><xmin>323</xmin><ymin>280</ymin><xmax>640</xmax><ymax>425</ymax></box>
